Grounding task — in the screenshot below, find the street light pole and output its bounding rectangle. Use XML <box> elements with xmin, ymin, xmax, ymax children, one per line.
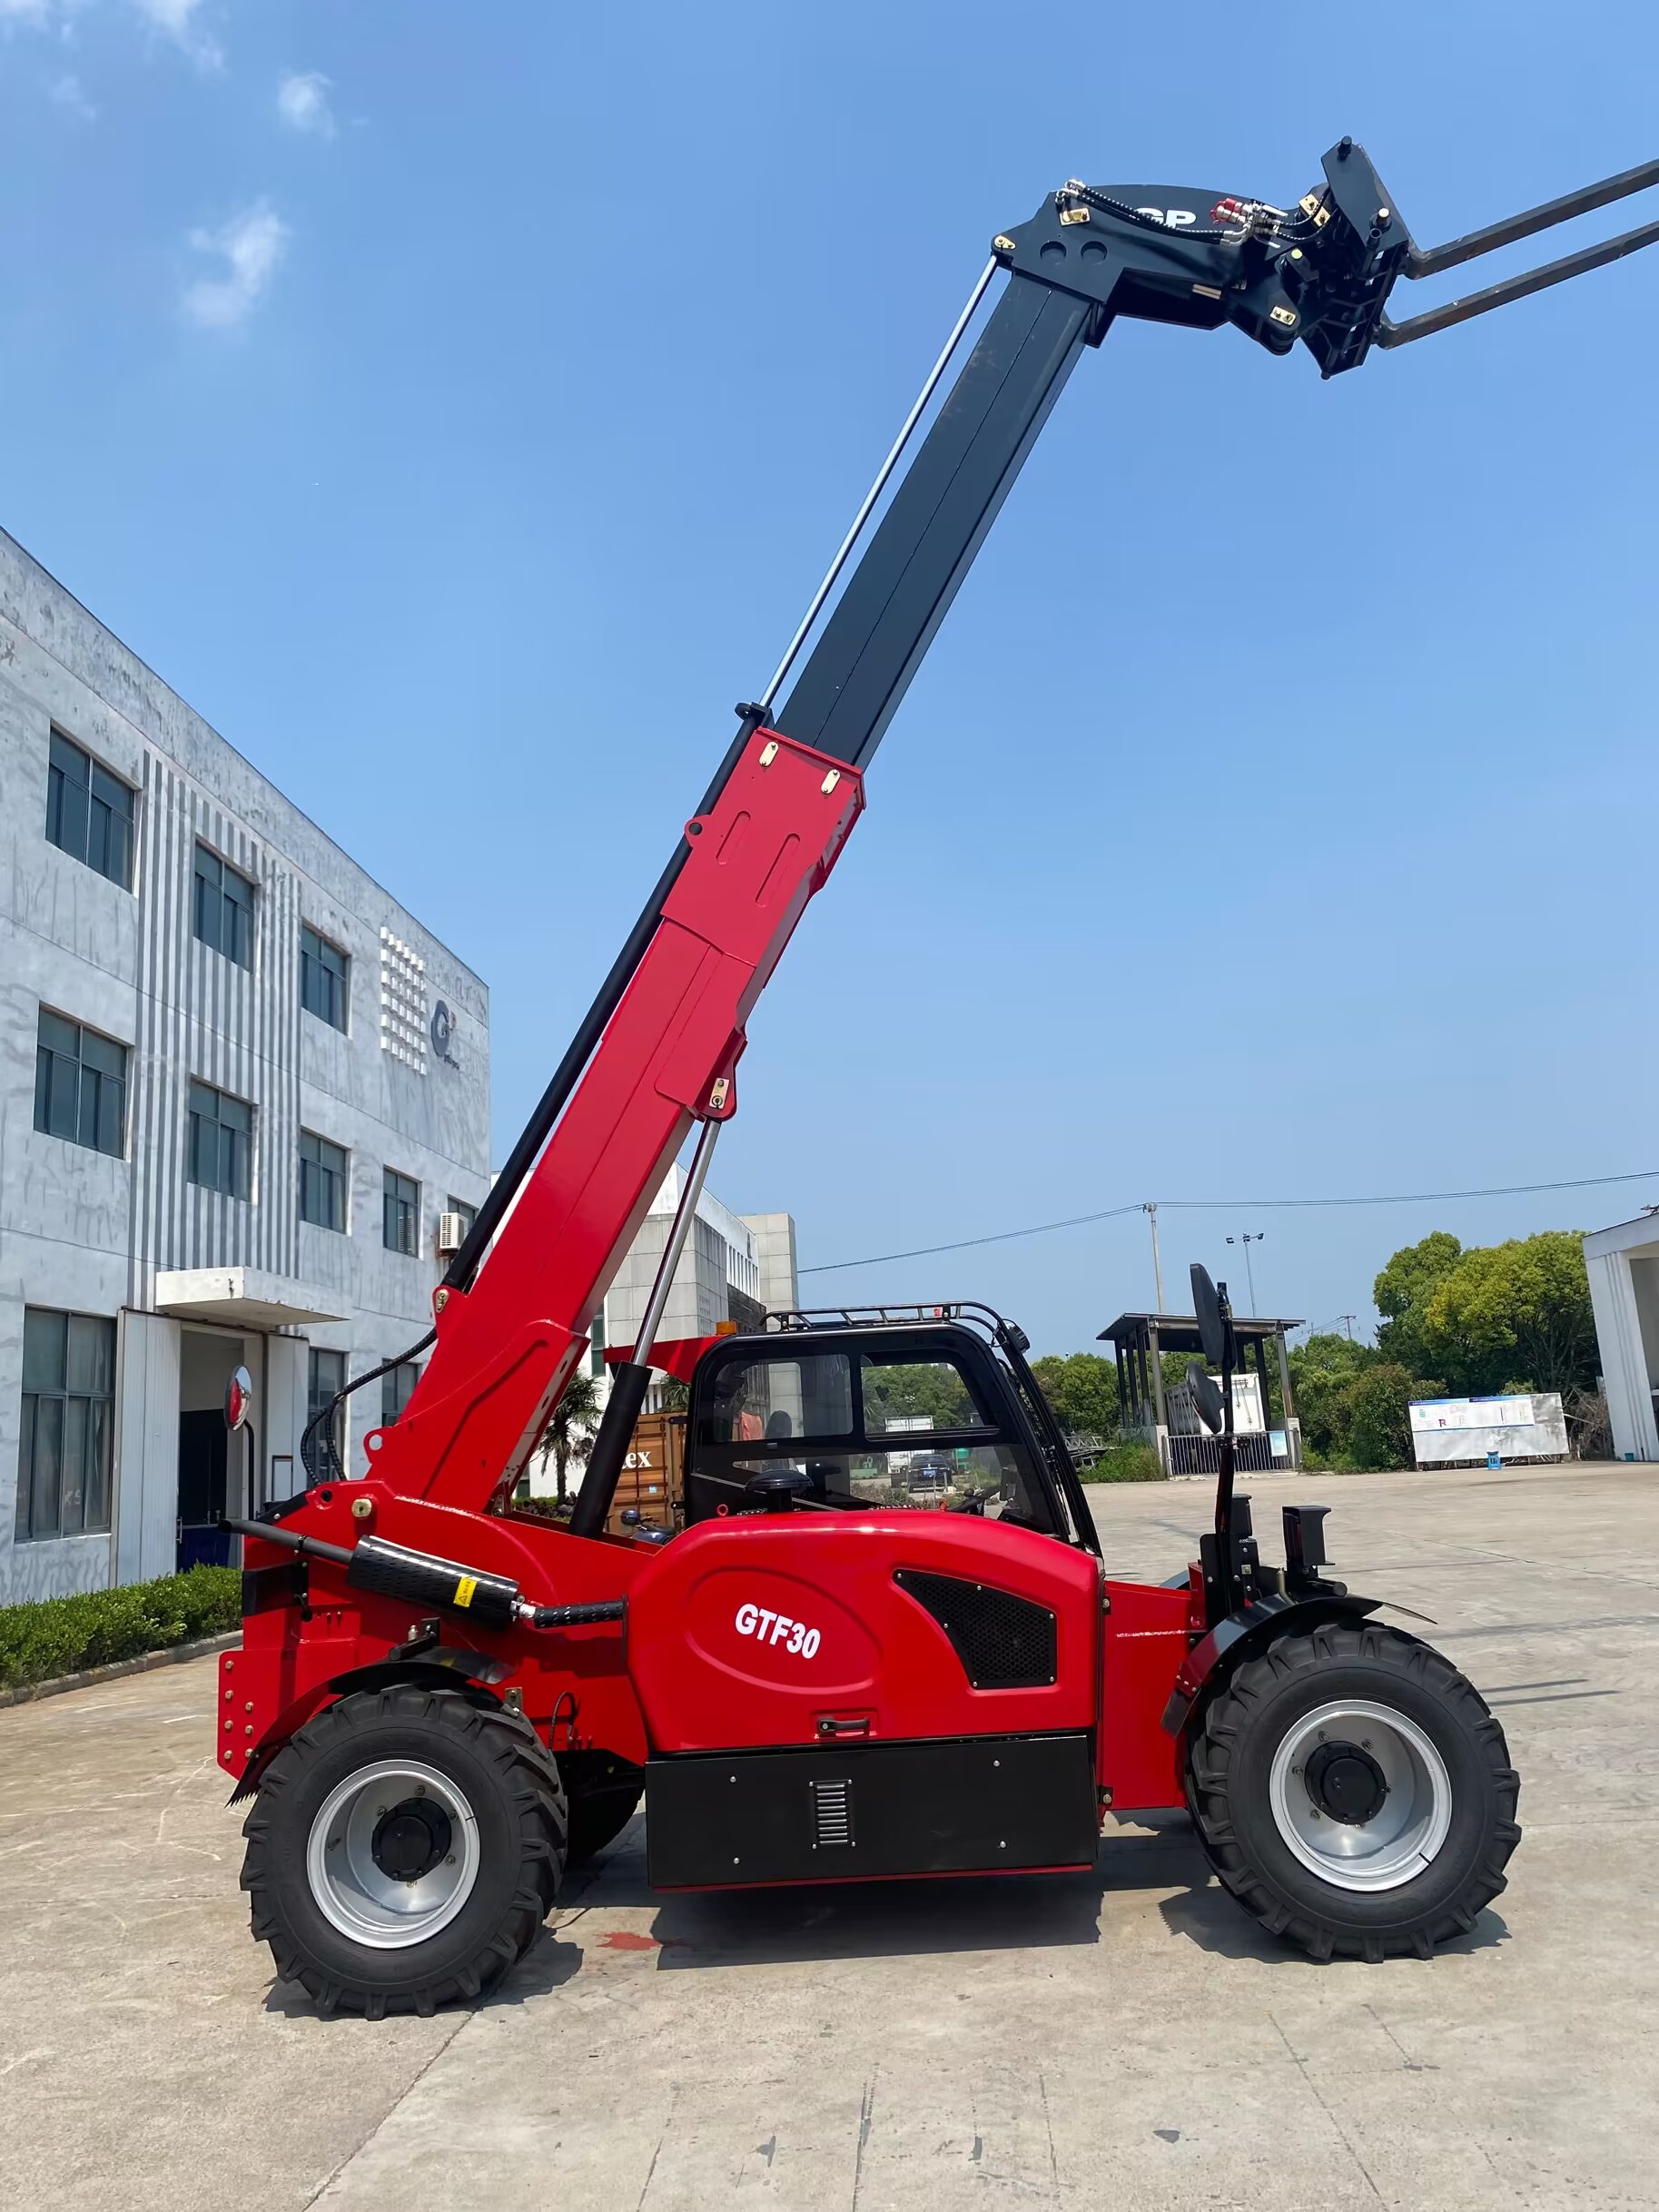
<box><xmin>1226</xmin><ymin>1231</ymin><xmax>1266</xmax><ymax>1313</ymax></box>
<box><xmin>1143</xmin><ymin>1201</ymin><xmax>1164</xmax><ymax>1311</ymax></box>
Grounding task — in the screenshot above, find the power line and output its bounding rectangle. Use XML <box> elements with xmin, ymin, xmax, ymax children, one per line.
<box><xmin>797</xmin><ymin>1169</ymin><xmax>1658</xmax><ymax>1278</ymax></box>
<box><xmin>798</xmin><ymin>1202</ymin><xmax>1147</xmax><ymax>1275</ymax></box>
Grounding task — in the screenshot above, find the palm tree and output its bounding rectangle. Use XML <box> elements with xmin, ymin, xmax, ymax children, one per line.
<box><xmin>541</xmin><ymin>1372</ymin><xmax>602</xmax><ymax>1500</ymax></box>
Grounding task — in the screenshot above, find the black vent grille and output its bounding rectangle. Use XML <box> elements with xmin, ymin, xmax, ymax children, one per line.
<box><xmin>810</xmin><ymin>1778</ymin><xmax>854</xmax><ymax>1850</ymax></box>
<box><xmin>893</xmin><ymin>1569</ymin><xmax>1057</xmax><ymax>1689</ymax></box>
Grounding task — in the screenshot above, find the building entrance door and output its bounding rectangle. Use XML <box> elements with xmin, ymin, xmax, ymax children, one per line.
<box><xmin>177</xmin><ymin>1411</ymin><xmax>231</xmax><ymax>1568</ymax></box>
<box><xmin>176</xmin><ymin>1327</ymin><xmax>256</xmax><ymax>1569</ymax></box>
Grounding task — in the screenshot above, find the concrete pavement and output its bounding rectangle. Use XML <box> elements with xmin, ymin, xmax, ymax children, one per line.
<box><xmin>3</xmin><ymin>1460</ymin><xmax>1655</xmax><ymax>2210</ymax></box>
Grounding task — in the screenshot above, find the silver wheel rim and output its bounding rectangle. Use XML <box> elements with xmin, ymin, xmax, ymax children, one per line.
<box><xmin>1268</xmin><ymin>1698</ymin><xmax>1452</xmax><ymax>1893</ymax></box>
<box><xmin>306</xmin><ymin>1760</ymin><xmax>480</xmax><ymax>1950</ymax></box>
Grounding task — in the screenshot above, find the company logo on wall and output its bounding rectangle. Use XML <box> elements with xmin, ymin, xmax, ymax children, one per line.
<box><xmin>430</xmin><ymin>998</ymin><xmax>460</xmax><ymax>1070</ymax></box>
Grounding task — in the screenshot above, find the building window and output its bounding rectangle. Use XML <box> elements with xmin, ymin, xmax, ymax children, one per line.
<box><xmin>300</xmin><ymin>925</ymin><xmax>349</xmax><ymax>1032</ymax></box>
<box><xmin>189</xmin><ymin>1080</ymin><xmax>252</xmax><ymax>1200</ymax></box>
<box><xmin>45</xmin><ymin>731</ymin><xmax>133</xmax><ymax>891</ymax></box>
<box><xmin>34</xmin><ymin>1010</ymin><xmax>127</xmax><ymax>1158</ymax></box>
<box><xmin>383</xmin><ymin>1169</ymin><xmax>420</xmax><ymax>1256</ymax></box>
<box><xmin>193</xmin><ymin>844</ymin><xmax>254</xmax><ymax>969</ymax></box>
<box><xmin>15</xmin><ymin>1308</ymin><xmax>115</xmax><ymax>1542</ymax></box>
<box><xmin>307</xmin><ymin>1348</ymin><xmax>347</xmax><ymax>1479</ymax></box>
<box><xmin>381</xmin><ymin>1362</ymin><xmax>421</xmax><ymax>1426</ymax></box>
<box><xmin>589</xmin><ymin>1308</ymin><xmax>607</xmax><ymax>1380</ymax></box>
<box><xmin>299</xmin><ymin>1131</ymin><xmax>348</xmax><ymax>1232</ymax></box>
<box><xmin>447</xmin><ymin>1196</ymin><xmax>477</xmax><ymax>1240</ymax></box>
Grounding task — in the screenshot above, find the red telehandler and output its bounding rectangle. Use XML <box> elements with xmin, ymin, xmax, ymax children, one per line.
<box><xmin>225</xmin><ymin>141</ymin><xmax>1659</xmax><ymax>2015</ymax></box>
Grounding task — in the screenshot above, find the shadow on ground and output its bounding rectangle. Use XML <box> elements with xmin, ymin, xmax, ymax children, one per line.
<box><xmin>528</xmin><ymin>1806</ymin><xmax>1510</xmax><ymax>1982</ymax></box>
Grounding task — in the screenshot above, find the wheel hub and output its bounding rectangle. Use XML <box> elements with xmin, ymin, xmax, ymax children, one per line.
<box><xmin>371</xmin><ymin>1798</ymin><xmax>454</xmax><ymax>1882</ymax></box>
<box><xmin>306</xmin><ymin>1759</ymin><xmax>481</xmax><ymax>1950</ymax></box>
<box><xmin>1304</xmin><ymin>1740</ymin><xmax>1388</xmax><ymax>1826</ymax></box>
<box><xmin>1268</xmin><ymin>1698</ymin><xmax>1453</xmax><ymax>1893</ymax></box>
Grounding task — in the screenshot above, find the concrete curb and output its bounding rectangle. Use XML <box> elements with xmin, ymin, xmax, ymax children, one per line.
<box><xmin>0</xmin><ymin>1631</ymin><xmax>241</xmax><ymax>1710</ymax></box>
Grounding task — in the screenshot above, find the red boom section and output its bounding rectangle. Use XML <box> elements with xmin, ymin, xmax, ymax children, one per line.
<box><xmin>363</xmin><ymin>728</ymin><xmax>864</xmax><ymax>1513</ymax></box>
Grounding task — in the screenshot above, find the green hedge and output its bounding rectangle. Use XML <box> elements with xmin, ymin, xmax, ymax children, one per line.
<box><xmin>0</xmin><ymin>1565</ymin><xmax>241</xmax><ymax>1692</ymax></box>
<box><xmin>1080</xmin><ymin>1439</ymin><xmax>1167</xmax><ymax>1484</ymax></box>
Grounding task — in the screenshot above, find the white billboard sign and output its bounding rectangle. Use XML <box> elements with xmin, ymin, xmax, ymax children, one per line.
<box><xmin>1409</xmin><ymin>1393</ymin><xmax>1567</xmax><ymax>1465</ymax></box>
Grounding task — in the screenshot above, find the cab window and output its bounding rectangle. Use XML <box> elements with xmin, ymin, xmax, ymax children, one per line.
<box><xmin>688</xmin><ymin>1340</ymin><xmax>1055</xmax><ymax>1533</ymax></box>
<box><xmin>697</xmin><ymin>1351</ymin><xmax>854</xmax><ymax>1447</ymax></box>
<box><xmin>859</xmin><ymin>1355</ymin><xmax>989</xmax><ymax>1434</ymax></box>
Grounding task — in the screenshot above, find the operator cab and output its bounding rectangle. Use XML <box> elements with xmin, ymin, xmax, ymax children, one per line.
<box><xmin>683</xmin><ymin>1304</ymin><xmax>1101</xmax><ymax>1556</ymax></box>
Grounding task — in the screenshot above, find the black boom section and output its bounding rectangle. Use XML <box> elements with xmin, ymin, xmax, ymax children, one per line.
<box><xmin>893</xmin><ymin>1568</ymin><xmax>1058</xmax><ymax>1688</ymax></box>
<box><xmin>646</xmin><ymin>1733</ymin><xmax>1097</xmax><ymax>1888</ymax></box>
<box><xmin>774</xmin><ymin>276</ymin><xmax>1092</xmax><ymax>772</ymax></box>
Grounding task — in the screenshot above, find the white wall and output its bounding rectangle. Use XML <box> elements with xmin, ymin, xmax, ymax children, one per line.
<box><xmin>114</xmin><ymin>1312</ymin><xmax>180</xmax><ymax>1585</ymax></box>
<box><xmin>1585</xmin><ymin>1234</ymin><xmax>1659</xmax><ymax>1464</ymax></box>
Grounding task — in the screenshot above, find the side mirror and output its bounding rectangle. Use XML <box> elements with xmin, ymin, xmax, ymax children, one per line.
<box><xmin>1185</xmin><ymin>1360</ymin><xmax>1225</xmax><ymax>1434</ymax></box>
<box><xmin>224</xmin><ymin>1365</ymin><xmax>253</xmax><ymax>1432</ymax></box>
<box><xmin>1190</xmin><ymin>1264</ymin><xmax>1225</xmax><ymax>1367</ymax></box>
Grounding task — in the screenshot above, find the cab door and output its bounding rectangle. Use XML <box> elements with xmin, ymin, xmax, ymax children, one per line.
<box><xmin>631</xmin><ymin>1330</ymin><xmax>1103</xmax><ymax>1886</ymax></box>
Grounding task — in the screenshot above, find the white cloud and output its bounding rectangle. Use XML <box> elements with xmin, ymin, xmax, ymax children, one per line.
<box><xmin>183</xmin><ymin>202</ymin><xmax>289</xmax><ymax>330</ymax></box>
<box><xmin>131</xmin><ymin>0</ymin><xmax>220</xmax><ymax>69</ymax></box>
<box><xmin>276</xmin><ymin>70</ymin><xmax>334</xmax><ymax>137</ymax></box>
<box><xmin>49</xmin><ymin>68</ymin><xmax>95</xmax><ymax>115</ymax></box>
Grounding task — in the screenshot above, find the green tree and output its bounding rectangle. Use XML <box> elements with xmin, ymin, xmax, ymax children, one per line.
<box><xmin>543</xmin><ymin>1371</ymin><xmax>602</xmax><ymax>1499</ymax></box>
<box><xmin>1375</xmin><ymin>1232</ymin><xmax>1463</xmax><ymax>1375</ymax></box>
<box><xmin>1030</xmin><ymin>1353</ymin><xmax>1120</xmax><ymax>1444</ymax></box>
<box><xmin>1288</xmin><ymin>1332</ymin><xmax>1378</xmax><ymax>1464</ymax></box>
<box><xmin>1421</xmin><ymin>1230</ymin><xmax>1597</xmax><ymax>1397</ymax></box>
<box><xmin>1344</xmin><ymin>1362</ymin><xmax>1417</xmax><ymax>1471</ymax></box>
<box><xmin>863</xmin><ymin>1361</ymin><xmax>979</xmax><ymax>1429</ymax></box>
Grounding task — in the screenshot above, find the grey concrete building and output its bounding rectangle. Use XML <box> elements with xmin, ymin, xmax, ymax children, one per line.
<box><xmin>1</xmin><ymin>528</ymin><xmax>489</xmax><ymax>1604</ymax></box>
<box><xmin>744</xmin><ymin>1211</ymin><xmax>801</xmax><ymax>1318</ymax></box>
<box><xmin>586</xmin><ymin>1173</ymin><xmax>797</xmax><ymax>1398</ymax></box>
<box><xmin>521</xmin><ymin>1176</ymin><xmax>797</xmax><ymax>1493</ymax></box>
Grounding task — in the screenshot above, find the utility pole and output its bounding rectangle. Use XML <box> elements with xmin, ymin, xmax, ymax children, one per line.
<box><xmin>1338</xmin><ymin>1313</ymin><xmax>1357</xmax><ymax>1340</ymax></box>
<box><xmin>1226</xmin><ymin>1231</ymin><xmax>1266</xmax><ymax>1313</ymax></box>
<box><xmin>1142</xmin><ymin>1201</ymin><xmax>1164</xmax><ymax>1312</ymax></box>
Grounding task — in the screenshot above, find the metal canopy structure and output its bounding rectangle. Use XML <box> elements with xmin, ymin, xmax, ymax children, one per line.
<box><xmin>1099</xmin><ymin>1310</ymin><xmax>1305</xmax><ymax>1473</ymax></box>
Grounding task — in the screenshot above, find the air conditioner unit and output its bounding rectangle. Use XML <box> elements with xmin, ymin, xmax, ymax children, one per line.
<box><xmin>437</xmin><ymin>1211</ymin><xmax>468</xmax><ymax>1256</ymax></box>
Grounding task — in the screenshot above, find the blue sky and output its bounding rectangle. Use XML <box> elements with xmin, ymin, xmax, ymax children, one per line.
<box><xmin>3</xmin><ymin>0</ymin><xmax>1655</xmax><ymax>1355</ymax></box>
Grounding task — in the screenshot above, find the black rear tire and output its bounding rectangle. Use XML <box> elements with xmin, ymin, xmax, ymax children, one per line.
<box><xmin>1187</xmin><ymin>1621</ymin><xmax>1521</xmax><ymax>1961</ymax></box>
<box><xmin>241</xmin><ymin>1685</ymin><xmax>567</xmax><ymax>2017</ymax></box>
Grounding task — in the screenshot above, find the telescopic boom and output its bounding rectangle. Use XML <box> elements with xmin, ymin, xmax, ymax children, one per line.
<box><xmin>302</xmin><ymin>138</ymin><xmax>1657</xmax><ymax>1516</ymax></box>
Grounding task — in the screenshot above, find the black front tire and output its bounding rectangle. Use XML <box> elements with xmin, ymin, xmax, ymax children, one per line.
<box><xmin>1188</xmin><ymin>1621</ymin><xmax>1521</xmax><ymax>1961</ymax></box>
<box><xmin>241</xmin><ymin>1685</ymin><xmax>567</xmax><ymax>2017</ymax></box>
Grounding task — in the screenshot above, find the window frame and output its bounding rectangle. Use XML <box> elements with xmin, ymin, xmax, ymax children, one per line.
<box><xmin>44</xmin><ymin>729</ymin><xmax>135</xmax><ymax>892</ymax></box>
<box><xmin>34</xmin><ymin>1008</ymin><xmax>128</xmax><ymax>1159</ymax></box>
<box><xmin>381</xmin><ymin>1361</ymin><xmax>421</xmax><ymax>1427</ymax></box>
<box><xmin>299</xmin><ymin>1129</ymin><xmax>349</xmax><ymax>1233</ymax></box>
<box><xmin>300</xmin><ymin>923</ymin><xmax>351</xmax><ymax>1033</ymax></box>
<box><xmin>382</xmin><ymin>1168</ymin><xmax>420</xmax><ymax>1256</ymax></box>
<box><xmin>15</xmin><ymin>1307</ymin><xmax>116</xmax><ymax>1543</ymax></box>
<box><xmin>188</xmin><ymin>1079</ymin><xmax>253</xmax><ymax>1200</ymax></box>
<box><xmin>685</xmin><ymin>1328</ymin><xmax>1065</xmax><ymax>1536</ymax></box>
<box><xmin>192</xmin><ymin>842</ymin><xmax>255</xmax><ymax>970</ymax></box>
<box><xmin>306</xmin><ymin>1348</ymin><xmax>348</xmax><ymax>1479</ymax></box>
